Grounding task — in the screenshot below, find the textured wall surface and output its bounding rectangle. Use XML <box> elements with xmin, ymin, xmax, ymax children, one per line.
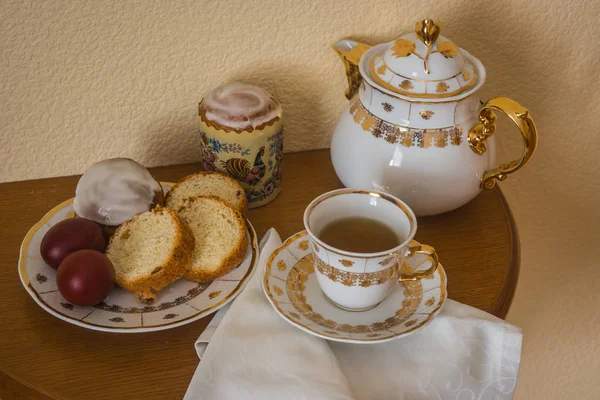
<box><xmin>1</xmin><ymin>0</ymin><xmax>599</xmax><ymax>399</ymax></box>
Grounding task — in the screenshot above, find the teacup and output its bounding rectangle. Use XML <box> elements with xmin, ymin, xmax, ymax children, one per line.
<box><xmin>303</xmin><ymin>189</ymin><xmax>438</xmax><ymax>311</ymax></box>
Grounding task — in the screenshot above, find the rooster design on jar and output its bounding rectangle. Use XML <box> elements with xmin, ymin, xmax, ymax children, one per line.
<box><xmin>221</xmin><ymin>146</ymin><xmax>266</xmax><ymax>186</ymax></box>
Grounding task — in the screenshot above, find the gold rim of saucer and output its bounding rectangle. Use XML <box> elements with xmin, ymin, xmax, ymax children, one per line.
<box><xmin>263</xmin><ymin>231</ymin><xmax>447</xmax><ymax>344</ymax></box>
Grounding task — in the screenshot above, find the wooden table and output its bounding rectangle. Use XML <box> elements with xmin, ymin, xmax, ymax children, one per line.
<box><xmin>0</xmin><ymin>149</ymin><xmax>519</xmax><ymax>400</ymax></box>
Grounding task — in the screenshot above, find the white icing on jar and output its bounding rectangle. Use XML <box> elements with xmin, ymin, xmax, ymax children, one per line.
<box><xmin>74</xmin><ymin>158</ymin><xmax>162</xmax><ymax>226</ymax></box>
<box><xmin>200</xmin><ymin>82</ymin><xmax>282</xmax><ymax>131</ymax></box>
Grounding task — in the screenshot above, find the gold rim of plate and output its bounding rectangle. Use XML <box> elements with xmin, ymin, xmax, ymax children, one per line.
<box><xmin>263</xmin><ymin>231</ymin><xmax>447</xmax><ymax>344</ymax></box>
<box><xmin>17</xmin><ymin>182</ymin><xmax>259</xmax><ymax>333</ymax></box>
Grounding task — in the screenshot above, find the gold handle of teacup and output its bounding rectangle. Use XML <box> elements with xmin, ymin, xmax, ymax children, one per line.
<box><xmin>398</xmin><ymin>244</ymin><xmax>439</xmax><ymax>281</ymax></box>
<box><xmin>468</xmin><ymin>97</ymin><xmax>539</xmax><ymax>190</ymax></box>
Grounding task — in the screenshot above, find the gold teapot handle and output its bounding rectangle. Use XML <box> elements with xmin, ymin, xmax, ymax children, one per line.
<box><xmin>468</xmin><ymin>97</ymin><xmax>538</xmax><ymax>189</ymax></box>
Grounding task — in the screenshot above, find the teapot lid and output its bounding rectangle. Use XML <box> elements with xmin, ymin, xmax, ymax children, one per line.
<box><xmin>368</xmin><ymin>20</ymin><xmax>479</xmax><ymax>99</ymax></box>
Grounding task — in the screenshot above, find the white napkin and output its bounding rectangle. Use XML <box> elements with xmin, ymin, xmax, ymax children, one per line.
<box><xmin>185</xmin><ymin>229</ymin><xmax>522</xmax><ymax>400</ymax></box>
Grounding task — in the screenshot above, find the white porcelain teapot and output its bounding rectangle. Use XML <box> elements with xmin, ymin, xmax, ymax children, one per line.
<box><xmin>331</xmin><ymin>19</ymin><xmax>538</xmax><ymax>216</ymax></box>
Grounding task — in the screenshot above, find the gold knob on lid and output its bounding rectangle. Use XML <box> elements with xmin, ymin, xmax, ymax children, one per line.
<box><xmin>414</xmin><ymin>19</ymin><xmax>442</xmax><ymax>73</ymax></box>
<box><xmin>415</xmin><ymin>19</ymin><xmax>441</xmax><ymax>46</ymax></box>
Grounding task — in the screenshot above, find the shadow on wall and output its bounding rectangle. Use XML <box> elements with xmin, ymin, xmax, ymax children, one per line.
<box><xmin>141</xmin><ymin>62</ymin><xmax>338</xmax><ymax>165</ymax></box>
<box><xmin>231</xmin><ymin>63</ymin><xmax>336</xmax><ymax>151</ymax></box>
<box><xmin>456</xmin><ymin>3</ymin><xmax>579</xmax><ymax>215</ymax></box>
<box><xmin>141</xmin><ymin>110</ymin><xmax>203</xmax><ymax>168</ymax></box>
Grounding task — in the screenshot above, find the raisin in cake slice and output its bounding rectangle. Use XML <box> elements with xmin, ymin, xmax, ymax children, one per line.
<box><xmin>106</xmin><ymin>207</ymin><xmax>195</xmax><ymax>303</ymax></box>
<box><xmin>175</xmin><ymin>196</ymin><xmax>248</xmax><ymax>282</ymax></box>
<box><xmin>165</xmin><ymin>172</ymin><xmax>247</xmax><ymax>216</ymax></box>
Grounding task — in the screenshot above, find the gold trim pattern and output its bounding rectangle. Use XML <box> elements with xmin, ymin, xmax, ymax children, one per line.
<box><xmin>379</xmin><ymin>257</ymin><xmax>395</xmax><ymax>266</ymax></box>
<box><xmin>298</xmin><ymin>240</ymin><xmax>309</xmax><ymax>251</ymax></box>
<box><xmin>399</xmin><ymin>80</ymin><xmax>414</xmax><ymax>90</ymax></box>
<box><xmin>94</xmin><ymin>282</ymin><xmax>211</xmax><ymax>313</ymax></box>
<box><xmin>461</xmin><ymin>68</ymin><xmax>471</xmax><ymax>81</ymax></box>
<box><xmin>208</xmin><ymin>291</ymin><xmax>222</xmax><ymax>299</ymax></box>
<box><xmin>375</xmin><ymin>61</ymin><xmax>469</xmax><ymax>84</ymax></box>
<box><xmin>277</xmin><ymin>260</ymin><xmax>287</xmax><ymax>271</ymax></box>
<box><xmin>349</xmin><ymin>97</ymin><xmax>463</xmax><ymax>147</ymax></box>
<box><xmin>370</xmin><ymin>83</ymin><xmax>476</xmax><ymax>104</ymax></box>
<box><xmin>436</xmin><ymin>82</ymin><xmax>450</xmax><ymax>93</ymax></box>
<box><xmin>263</xmin><ymin>231</ymin><xmax>448</xmax><ymax>342</ymax></box>
<box><xmin>382</xmin><ymin>102</ymin><xmax>394</xmax><ymax>112</ymax></box>
<box><xmin>287</xmin><ymin>255</ymin><xmax>423</xmax><ymax>333</ymax></box>
<box><xmin>420</xmin><ymin>110</ymin><xmax>434</xmax><ymax>120</ymax></box>
<box><xmin>369</xmin><ymin>55</ymin><xmax>478</xmax><ymax>99</ymax></box>
<box><xmin>391</xmin><ymin>39</ymin><xmax>415</xmax><ymax>58</ymax></box>
<box><xmin>339</xmin><ymin>259</ymin><xmax>354</xmax><ymax>267</ymax></box>
<box><xmin>314</xmin><ymin>255</ymin><xmax>398</xmax><ymax>287</ymax></box>
<box><xmin>437</xmin><ymin>41</ymin><xmax>458</xmax><ymax>57</ymax></box>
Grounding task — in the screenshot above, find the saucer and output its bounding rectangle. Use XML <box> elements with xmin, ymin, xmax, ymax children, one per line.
<box><xmin>18</xmin><ymin>182</ymin><xmax>259</xmax><ymax>333</ymax></box>
<box><xmin>263</xmin><ymin>231</ymin><xmax>447</xmax><ymax>344</ymax></box>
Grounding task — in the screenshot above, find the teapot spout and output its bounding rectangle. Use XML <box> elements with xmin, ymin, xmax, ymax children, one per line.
<box><xmin>333</xmin><ymin>40</ymin><xmax>372</xmax><ymax>100</ymax></box>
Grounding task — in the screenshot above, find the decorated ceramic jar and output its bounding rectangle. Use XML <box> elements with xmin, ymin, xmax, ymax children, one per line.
<box><xmin>198</xmin><ymin>82</ymin><xmax>283</xmax><ymax>208</ymax></box>
<box><xmin>331</xmin><ymin>19</ymin><xmax>538</xmax><ymax>216</ymax></box>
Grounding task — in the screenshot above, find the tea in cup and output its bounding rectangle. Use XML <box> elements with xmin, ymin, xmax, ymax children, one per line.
<box><xmin>303</xmin><ymin>189</ymin><xmax>438</xmax><ymax>311</ymax></box>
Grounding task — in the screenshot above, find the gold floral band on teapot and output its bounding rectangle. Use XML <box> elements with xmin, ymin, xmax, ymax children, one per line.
<box><xmin>349</xmin><ymin>97</ymin><xmax>463</xmax><ymax>148</ymax></box>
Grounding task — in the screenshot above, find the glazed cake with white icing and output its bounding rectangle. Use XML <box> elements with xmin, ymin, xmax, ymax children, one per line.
<box><xmin>74</xmin><ymin>158</ymin><xmax>163</xmax><ymax>227</ymax></box>
<box><xmin>198</xmin><ymin>82</ymin><xmax>282</xmax><ymax>132</ymax></box>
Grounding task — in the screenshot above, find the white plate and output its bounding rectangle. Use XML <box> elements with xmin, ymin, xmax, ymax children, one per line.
<box><xmin>263</xmin><ymin>231</ymin><xmax>447</xmax><ymax>344</ymax></box>
<box><xmin>18</xmin><ymin>182</ymin><xmax>259</xmax><ymax>333</ymax></box>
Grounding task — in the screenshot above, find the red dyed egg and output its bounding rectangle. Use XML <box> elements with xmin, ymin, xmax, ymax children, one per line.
<box><xmin>56</xmin><ymin>250</ymin><xmax>115</xmax><ymax>306</ymax></box>
<box><xmin>40</xmin><ymin>218</ymin><xmax>105</xmax><ymax>269</ymax></box>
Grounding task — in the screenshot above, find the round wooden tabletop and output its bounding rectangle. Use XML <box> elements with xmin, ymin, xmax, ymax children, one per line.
<box><xmin>0</xmin><ymin>149</ymin><xmax>519</xmax><ymax>400</ymax></box>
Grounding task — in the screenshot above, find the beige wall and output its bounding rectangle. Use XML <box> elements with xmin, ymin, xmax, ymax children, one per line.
<box><xmin>1</xmin><ymin>0</ymin><xmax>599</xmax><ymax>398</ymax></box>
